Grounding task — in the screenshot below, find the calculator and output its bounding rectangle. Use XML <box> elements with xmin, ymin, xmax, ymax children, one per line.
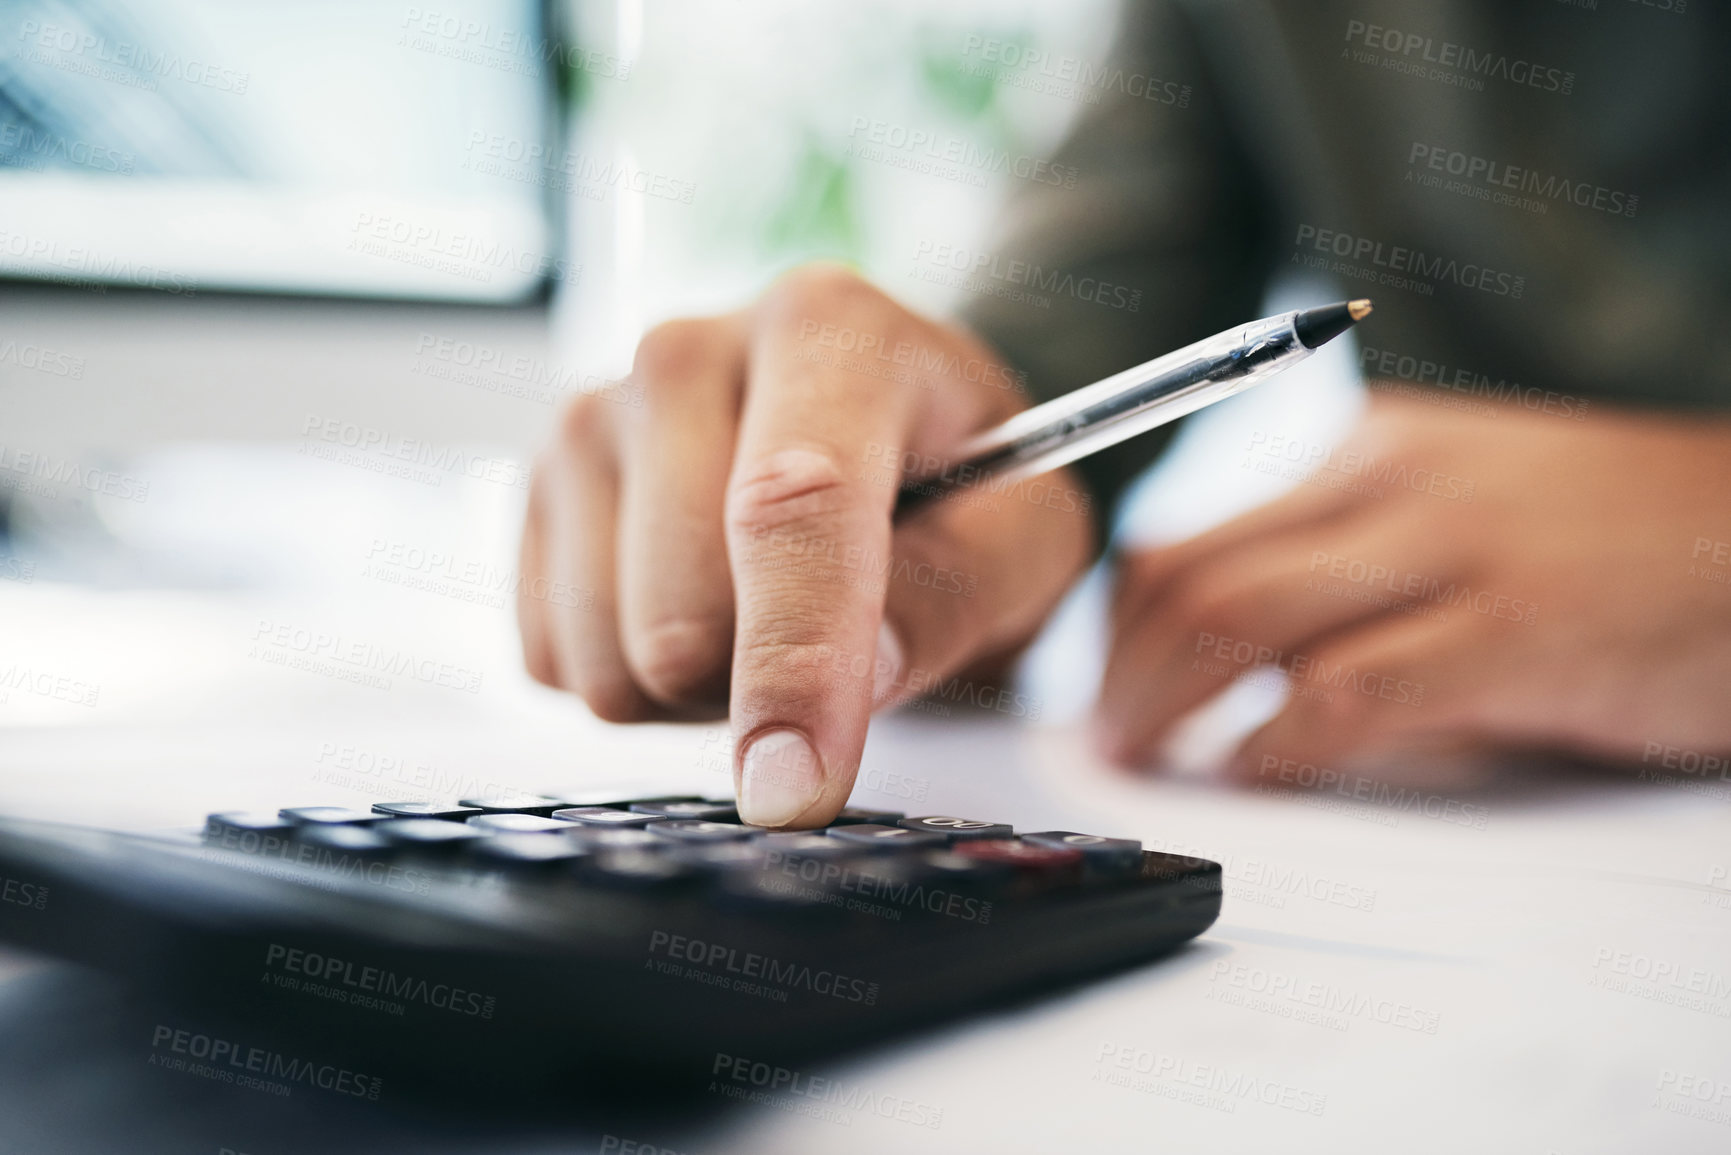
<box><xmin>0</xmin><ymin>790</ymin><xmax>1221</xmax><ymax>1105</ymax></box>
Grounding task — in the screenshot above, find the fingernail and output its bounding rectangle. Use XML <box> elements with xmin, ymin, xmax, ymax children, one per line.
<box><xmin>738</xmin><ymin>728</ymin><xmax>823</xmax><ymax>827</ymax></box>
<box><xmin>871</xmin><ymin>620</ymin><xmax>905</xmax><ymax>708</ymax></box>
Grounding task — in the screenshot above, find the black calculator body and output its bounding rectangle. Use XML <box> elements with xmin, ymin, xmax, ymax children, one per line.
<box><xmin>0</xmin><ymin>791</ymin><xmax>1221</xmax><ymax>1107</ymax></box>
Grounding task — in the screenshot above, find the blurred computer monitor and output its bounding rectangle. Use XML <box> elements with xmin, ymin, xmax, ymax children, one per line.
<box><xmin>0</xmin><ymin>0</ymin><xmax>560</xmax><ymax>301</ymax></box>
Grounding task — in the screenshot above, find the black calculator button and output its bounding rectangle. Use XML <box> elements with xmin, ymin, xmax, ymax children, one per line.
<box><xmin>205</xmin><ymin>812</ymin><xmax>294</xmax><ymax>853</ymax></box>
<box><xmin>918</xmin><ymin>849</ymin><xmax>1015</xmax><ymax>890</ymax></box>
<box><xmin>279</xmin><ymin>806</ymin><xmax>381</xmax><ymax>826</ymax></box>
<box><xmin>373</xmin><ymin>818</ymin><xmax>488</xmax><ymax>847</ymax></box>
<box><xmin>371</xmin><ymin>801</ymin><xmax>483</xmax><ymax>821</ymax></box>
<box><xmin>566</xmin><ymin>828</ymin><xmax>661</xmax><ymax>852</ymax></box>
<box><xmin>456</xmin><ymin>792</ymin><xmax>569</xmax><ymax>815</ymax></box>
<box><xmin>827</xmin><ymin>824</ymin><xmax>947</xmax><ymax>850</ymax></box>
<box><xmin>896</xmin><ymin>816</ymin><xmax>1013</xmax><ymax>841</ymax></box>
<box><xmin>830</xmin><ymin>807</ymin><xmax>906</xmax><ymax>826</ymax></box>
<box><xmin>465</xmin><ymin>813</ymin><xmax>574</xmax><ymax>834</ymax></box>
<box><xmin>550</xmin><ymin>806</ymin><xmax>656</xmax><ymax>827</ymax></box>
<box><xmin>470</xmin><ymin>833</ymin><xmax>587</xmax><ymax>867</ymax></box>
<box><xmin>628</xmin><ymin>800</ymin><xmax>739</xmax><ymax>821</ymax></box>
<box><xmin>951</xmin><ymin>838</ymin><xmax>1083</xmax><ymax>877</ymax></box>
<box><xmin>671</xmin><ymin>842</ymin><xmax>767</xmax><ymax>873</ymax></box>
<box><xmin>1021</xmin><ymin>831</ymin><xmax>1143</xmax><ymax>873</ymax></box>
<box><xmin>759</xmin><ymin>833</ymin><xmax>855</xmax><ymax>859</ymax></box>
<box><xmin>646</xmin><ymin>820</ymin><xmax>758</xmax><ymax>843</ymax></box>
<box><xmin>207</xmin><ymin>811</ymin><xmax>291</xmax><ymax>834</ymax></box>
<box><xmin>559</xmin><ymin>792</ymin><xmax>700</xmax><ymax>811</ymax></box>
<box><xmin>291</xmin><ymin>824</ymin><xmax>393</xmax><ymax>859</ymax></box>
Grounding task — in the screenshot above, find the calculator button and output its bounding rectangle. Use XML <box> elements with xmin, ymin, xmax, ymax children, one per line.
<box><xmin>371</xmin><ymin>801</ymin><xmax>483</xmax><ymax>821</ymax></box>
<box><xmin>897</xmin><ymin>816</ymin><xmax>1013</xmax><ymax>841</ymax></box>
<box><xmin>827</xmin><ymin>824</ymin><xmax>947</xmax><ymax>850</ymax></box>
<box><xmin>552</xmin><ymin>792</ymin><xmax>701</xmax><ymax>812</ymax></box>
<box><xmin>671</xmin><ymin>842</ymin><xmax>768</xmax><ymax>873</ymax></box>
<box><xmin>566</xmin><ymin>828</ymin><xmax>661</xmax><ymax>852</ymax></box>
<box><xmin>551</xmin><ymin>806</ymin><xmax>656</xmax><ymax>827</ymax></box>
<box><xmin>456</xmin><ymin>792</ymin><xmax>570</xmax><ymax>815</ymax></box>
<box><xmin>552</xmin><ymin>790</ymin><xmax>689</xmax><ymax>809</ymax></box>
<box><xmin>629</xmin><ymin>800</ymin><xmax>739</xmax><ymax>821</ymax></box>
<box><xmin>952</xmin><ymin>839</ymin><xmax>1083</xmax><ymax>877</ymax></box>
<box><xmin>830</xmin><ymin>807</ymin><xmax>906</xmax><ymax>826</ymax></box>
<box><xmin>207</xmin><ymin>812</ymin><xmax>292</xmax><ymax>835</ymax></box>
<box><xmin>470</xmin><ymin>833</ymin><xmax>587</xmax><ymax>867</ymax></box>
<box><xmin>465</xmin><ymin>813</ymin><xmax>574</xmax><ymax>834</ymax></box>
<box><xmin>1021</xmin><ymin>831</ymin><xmax>1143</xmax><ymax>873</ymax></box>
<box><xmin>279</xmin><ymin>806</ymin><xmax>381</xmax><ymax>826</ymax></box>
<box><xmin>919</xmin><ymin>849</ymin><xmax>1015</xmax><ymax>890</ymax></box>
<box><xmin>373</xmin><ymin>818</ymin><xmax>488</xmax><ymax>847</ymax></box>
<box><xmin>646</xmin><ymin>820</ymin><xmax>759</xmax><ymax>843</ymax></box>
<box><xmin>205</xmin><ymin>813</ymin><xmax>294</xmax><ymax>854</ymax></box>
<box><xmin>291</xmin><ymin>824</ymin><xmax>393</xmax><ymax>859</ymax></box>
<box><xmin>758</xmin><ymin>833</ymin><xmax>855</xmax><ymax>859</ymax></box>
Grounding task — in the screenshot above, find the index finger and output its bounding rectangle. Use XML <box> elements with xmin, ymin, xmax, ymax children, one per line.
<box><xmin>724</xmin><ymin>268</ymin><xmax>923</xmax><ymax>827</ymax></box>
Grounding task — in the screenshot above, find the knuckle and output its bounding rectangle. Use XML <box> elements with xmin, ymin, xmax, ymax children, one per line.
<box><xmin>633</xmin><ymin>316</ymin><xmax>726</xmax><ymax>387</ymax></box>
<box><xmin>760</xmin><ymin>263</ymin><xmax>886</xmax><ymax>330</ymax></box>
<box><xmin>556</xmin><ymin>393</ymin><xmax>613</xmax><ymax>452</ymax></box>
<box><xmin>1168</xmin><ymin>574</ymin><xmax>1257</xmax><ymax>651</ymax></box>
<box><xmin>1298</xmin><ymin>643</ymin><xmax>1392</xmax><ymax>730</ymax></box>
<box><xmin>627</xmin><ymin>616</ymin><xmax>732</xmax><ymax>706</ymax></box>
<box><xmin>726</xmin><ymin>447</ymin><xmax>859</xmax><ymax>541</ymax></box>
<box><xmin>1304</xmin><ymin>676</ymin><xmax>1377</xmax><ymax>736</ymax></box>
<box><xmin>734</xmin><ymin>633</ymin><xmax>857</xmax><ymax>707</ymax></box>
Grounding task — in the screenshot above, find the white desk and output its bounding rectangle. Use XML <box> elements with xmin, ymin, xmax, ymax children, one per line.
<box><xmin>1</xmin><ymin>570</ymin><xmax>1728</xmax><ymax>1154</ymax></box>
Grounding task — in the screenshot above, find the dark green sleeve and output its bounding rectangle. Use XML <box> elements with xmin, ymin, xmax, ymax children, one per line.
<box><xmin>958</xmin><ymin>0</ymin><xmax>1274</xmax><ymax>542</ymax></box>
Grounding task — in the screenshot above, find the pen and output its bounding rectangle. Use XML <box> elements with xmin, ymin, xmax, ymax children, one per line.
<box><xmin>894</xmin><ymin>299</ymin><xmax>1373</xmax><ymax>516</ymax></box>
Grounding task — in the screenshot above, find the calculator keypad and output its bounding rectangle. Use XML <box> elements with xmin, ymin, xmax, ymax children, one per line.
<box><xmin>206</xmin><ymin>795</ymin><xmax>1148</xmax><ymax>908</ymax></box>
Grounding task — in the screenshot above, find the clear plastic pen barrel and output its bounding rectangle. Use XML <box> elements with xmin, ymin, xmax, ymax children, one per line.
<box><xmin>954</xmin><ymin>311</ymin><xmax>1309</xmax><ymax>484</ymax></box>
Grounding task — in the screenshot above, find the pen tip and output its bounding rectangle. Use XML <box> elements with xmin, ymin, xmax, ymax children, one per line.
<box><xmin>1294</xmin><ymin>300</ymin><xmax>1370</xmax><ymax>349</ymax></box>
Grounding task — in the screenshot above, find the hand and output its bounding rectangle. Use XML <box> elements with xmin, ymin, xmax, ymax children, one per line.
<box><xmin>518</xmin><ymin>265</ymin><xmax>1095</xmax><ymax>826</ymax></box>
<box><xmin>1095</xmin><ymin>391</ymin><xmax>1731</xmax><ymax>781</ymax></box>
